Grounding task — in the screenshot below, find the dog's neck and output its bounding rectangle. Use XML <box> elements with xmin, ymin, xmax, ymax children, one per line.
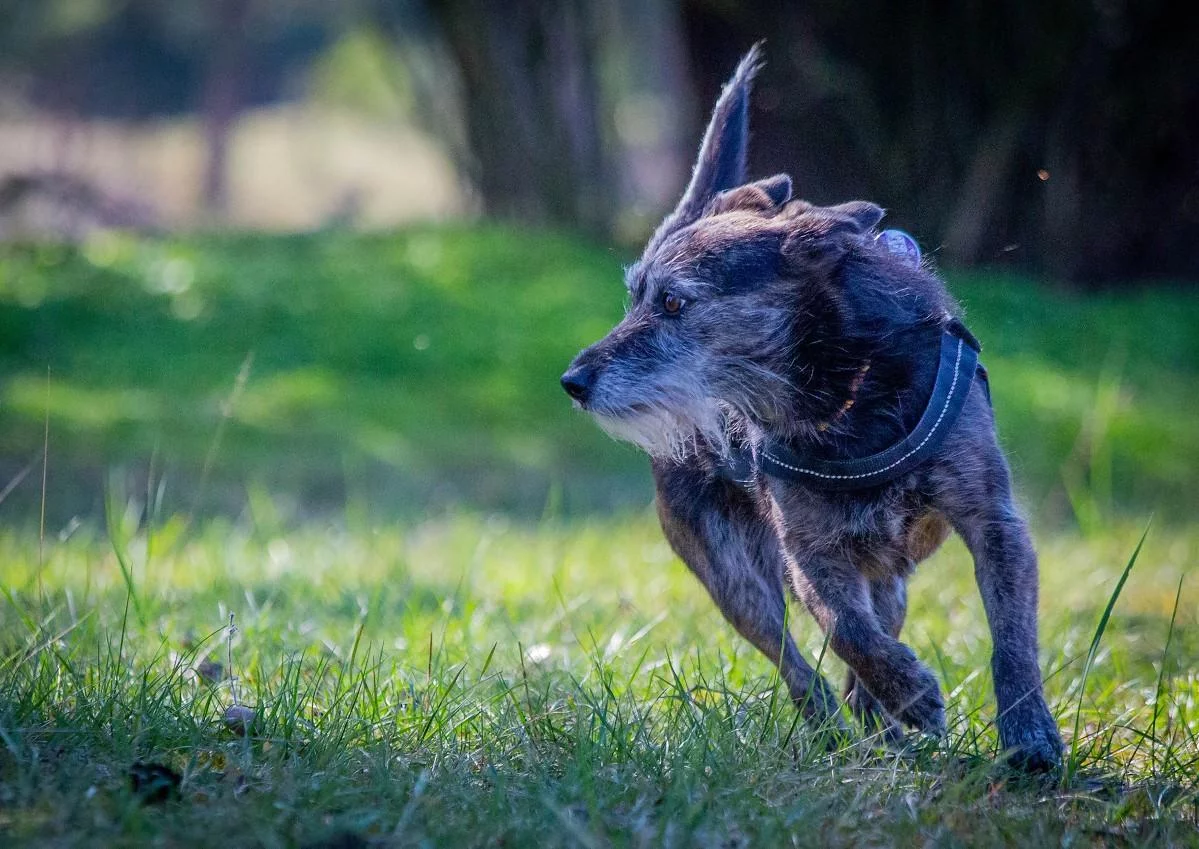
<box><xmin>814</xmin><ymin>360</ymin><xmax>872</xmax><ymax>433</ymax></box>
<box><xmin>757</xmin><ymin>267</ymin><xmax>943</xmax><ymax>460</ymax></box>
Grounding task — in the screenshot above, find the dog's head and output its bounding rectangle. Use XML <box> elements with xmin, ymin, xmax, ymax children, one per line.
<box><xmin>561</xmin><ymin>45</ymin><xmax>889</xmax><ymax>460</ymax></box>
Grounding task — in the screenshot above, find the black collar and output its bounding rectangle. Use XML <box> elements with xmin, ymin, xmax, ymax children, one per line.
<box><xmin>722</xmin><ymin>319</ymin><xmax>985</xmax><ymax>491</ymax></box>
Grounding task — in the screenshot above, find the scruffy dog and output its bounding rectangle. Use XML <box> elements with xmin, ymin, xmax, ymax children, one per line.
<box><xmin>560</xmin><ymin>46</ymin><xmax>1062</xmax><ymax>772</ymax></box>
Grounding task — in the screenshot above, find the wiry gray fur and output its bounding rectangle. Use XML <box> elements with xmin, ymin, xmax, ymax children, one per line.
<box><xmin>561</xmin><ymin>46</ymin><xmax>1062</xmax><ymax>772</ymax></box>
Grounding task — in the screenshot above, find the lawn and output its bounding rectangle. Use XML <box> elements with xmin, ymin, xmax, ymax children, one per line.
<box><xmin>0</xmin><ymin>513</ymin><xmax>1195</xmax><ymax>846</ymax></box>
<box><xmin>2</xmin><ymin>227</ymin><xmax>1198</xmax><ymax>522</ymax></box>
<box><xmin>0</xmin><ymin>228</ymin><xmax>1197</xmax><ymax>846</ymax></box>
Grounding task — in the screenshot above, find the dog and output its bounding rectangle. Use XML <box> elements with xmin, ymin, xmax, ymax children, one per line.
<box><xmin>560</xmin><ymin>45</ymin><xmax>1062</xmax><ymax>772</ymax></box>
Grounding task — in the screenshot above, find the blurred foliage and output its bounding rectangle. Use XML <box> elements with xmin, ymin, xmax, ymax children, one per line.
<box><xmin>308</xmin><ymin>26</ymin><xmax>414</xmax><ymax>118</ymax></box>
<box><xmin>0</xmin><ymin>228</ymin><xmax>1196</xmax><ymax>525</ymax></box>
<box><xmin>0</xmin><ymin>227</ymin><xmax>639</xmax><ymax>519</ymax></box>
<box><xmin>5</xmin><ymin>1</ymin><xmax>1192</xmax><ymax>279</ymax></box>
<box><xmin>0</xmin><ymin>0</ymin><xmax>340</xmax><ymax>116</ymax></box>
<box><xmin>681</xmin><ymin>0</ymin><xmax>1199</xmax><ymax>282</ymax></box>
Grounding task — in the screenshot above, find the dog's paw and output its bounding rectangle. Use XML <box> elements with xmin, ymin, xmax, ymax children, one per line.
<box><xmin>999</xmin><ymin>710</ymin><xmax>1063</xmax><ymax>774</ymax></box>
<box><xmin>893</xmin><ymin>668</ymin><xmax>946</xmax><ymax>735</ymax></box>
<box><xmin>847</xmin><ymin>680</ymin><xmax>904</xmax><ymax>745</ymax></box>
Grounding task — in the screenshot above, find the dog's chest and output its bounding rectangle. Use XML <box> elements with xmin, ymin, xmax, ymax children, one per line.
<box><xmin>762</xmin><ymin>483</ymin><xmax>942</xmax><ymax>579</ymax></box>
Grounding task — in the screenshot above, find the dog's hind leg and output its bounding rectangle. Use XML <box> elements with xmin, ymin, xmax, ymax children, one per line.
<box><xmin>845</xmin><ymin>574</ymin><xmax>907</xmax><ymax>741</ymax></box>
<box><xmin>652</xmin><ymin>459</ymin><xmax>842</xmax><ymax>725</ymax></box>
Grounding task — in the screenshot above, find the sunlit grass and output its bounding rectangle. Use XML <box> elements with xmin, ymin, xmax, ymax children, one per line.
<box><xmin>2</xmin><ymin>230</ymin><xmax>1198</xmax><ymax>521</ymax></box>
<box><xmin>0</xmin><ymin>507</ymin><xmax>1195</xmax><ymax>846</ymax></box>
<box><xmin>2</xmin><ymin>227</ymin><xmax>1197</xmax><ymax>844</ymax></box>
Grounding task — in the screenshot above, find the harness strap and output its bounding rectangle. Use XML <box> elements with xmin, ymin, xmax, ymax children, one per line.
<box><xmin>718</xmin><ymin>320</ymin><xmax>986</xmax><ymax>491</ymax></box>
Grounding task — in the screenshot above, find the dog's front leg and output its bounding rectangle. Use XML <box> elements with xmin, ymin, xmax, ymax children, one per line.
<box><xmin>784</xmin><ymin>550</ymin><xmax>946</xmax><ymax>735</ymax></box>
<box><xmin>653</xmin><ymin>460</ymin><xmax>842</xmax><ymax>725</ymax></box>
<box><xmin>933</xmin><ymin>417</ymin><xmax>1063</xmax><ymax>772</ymax></box>
<box><xmin>949</xmin><ymin>503</ymin><xmax>1062</xmax><ymax>772</ymax></box>
<box><xmin>844</xmin><ymin>575</ymin><xmax>908</xmax><ymax>742</ymax></box>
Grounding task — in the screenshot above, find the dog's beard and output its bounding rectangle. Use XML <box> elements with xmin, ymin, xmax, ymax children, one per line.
<box><xmin>589</xmin><ymin>397</ymin><xmax>735</xmax><ymax>462</ymax></box>
<box><xmin>579</xmin><ymin>353</ymin><xmax>774</xmax><ymax>461</ymax></box>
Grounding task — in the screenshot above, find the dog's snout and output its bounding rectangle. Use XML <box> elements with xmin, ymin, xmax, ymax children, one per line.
<box><xmin>560</xmin><ymin>364</ymin><xmax>596</xmax><ymax>403</ymax></box>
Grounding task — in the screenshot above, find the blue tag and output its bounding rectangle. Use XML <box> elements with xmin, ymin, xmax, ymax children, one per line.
<box><xmin>877</xmin><ymin>229</ymin><xmax>921</xmax><ymax>267</ymax></box>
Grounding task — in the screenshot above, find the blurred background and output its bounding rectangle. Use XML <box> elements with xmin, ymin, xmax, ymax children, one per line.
<box><xmin>0</xmin><ymin>0</ymin><xmax>1196</xmax><ymax>527</ymax></box>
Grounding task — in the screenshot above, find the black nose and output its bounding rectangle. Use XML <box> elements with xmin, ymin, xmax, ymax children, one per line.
<box><xmin>560</xmin><ymin>364</ymin><xmax>595</xmax><ymax>403</ymax></box>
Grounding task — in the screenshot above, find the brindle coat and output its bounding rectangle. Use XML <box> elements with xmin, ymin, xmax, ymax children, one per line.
<box><xmin>561</xmin><ymin>45</ymin><xmax>1062</xmax><ymax>772</ymax></box>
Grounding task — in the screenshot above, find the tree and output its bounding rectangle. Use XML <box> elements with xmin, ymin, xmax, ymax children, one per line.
<box><xmin>422</xmin><ymin>0</ymin><xmax>616</xmax><ymax>236</ymax></box>
<box><xmin>199</xmin><ymin>0</ymin><xmax>253</xmax><ymax>216</ymax></box>
<box><xmin>1</xmin><ymin>0</ymin><xmax>345</xmax><ymax>221</ymax></box>
<box><xmin>679</xmin><ymin>0</ymin><xmax>1199</xmax><ymax>282</ymax></box>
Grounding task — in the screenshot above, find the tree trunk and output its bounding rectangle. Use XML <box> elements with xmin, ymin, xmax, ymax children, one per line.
<box><xmin>201</xmin><ymin>0</ymin><xmax>252</xmax><ymax>218</ymax></box>
<box><xmin>429</xmin><ymin>0</ymin><xmax>616</xmax><ymax>236</ymax></box>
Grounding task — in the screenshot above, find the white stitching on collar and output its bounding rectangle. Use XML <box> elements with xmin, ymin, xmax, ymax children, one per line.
<box><xmin>761</xmin><ymin>338</ymin><xmax>964</xmax><ymax>481</ymax></box>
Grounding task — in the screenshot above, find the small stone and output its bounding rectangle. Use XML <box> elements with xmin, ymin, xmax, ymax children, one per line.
<box><xmin>223</xmin><ymin>704</ymin><xmax>256</xmax><ymax>736</ymax></box>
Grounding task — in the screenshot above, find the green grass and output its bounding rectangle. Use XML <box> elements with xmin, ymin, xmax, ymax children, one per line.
<box><xmin>1</xmin><ymin>227</ymin><xmax>1198</xmax><ymax>845</ymax></box>
<box><xmin>1</xmin><ymin>228</ymin><xmax>1198</xmax><ymax>522</ymax></box>
<box><xmin>0</xmin><ymin>512</ymin><xmax>1196</xmax><ymax>846</ymax></box>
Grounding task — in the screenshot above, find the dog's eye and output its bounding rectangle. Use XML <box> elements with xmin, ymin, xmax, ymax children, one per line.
<box><xmin>662</xmin><ymin>292</ymin><xmax>685</xmax><ymax>315</ymax></box>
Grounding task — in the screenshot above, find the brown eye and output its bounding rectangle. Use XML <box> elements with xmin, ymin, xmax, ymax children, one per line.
<box><xmin>662</xmin><ymin>291</ymin><xmax>685</xmax><ymax>315</ymax></box>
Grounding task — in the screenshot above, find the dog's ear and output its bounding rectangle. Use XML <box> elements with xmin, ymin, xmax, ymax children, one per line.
<box><xmin>756</xmin><ymin>174</ymin><xmax>793</xmax><ymax>207</ymax></box>
<box><xmin>824</xmin><ymin>201</ymin><xmax>885</xmax><ymax>232</ymax></box>
<box><xmin>782</xmin><ymin>201</ymin><xmax>885</xmax><ymax>273</ymax></box>
<box><xmin>706</xmin><ymin>173</ymin><xmax>793</xmax><ymax>216</ymax></box>
<box><xmin>649</xmin><ymin>44</ymin><xmax>763</xmax><ymax>244</ymax></box>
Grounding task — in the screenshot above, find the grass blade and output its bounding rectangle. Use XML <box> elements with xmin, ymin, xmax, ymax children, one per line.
<box><xmin>1150</xmin><ymin>572</ymin><xmax>1185</xmax><ymax>774</ymax></box>
<box><xmin>104</xmin><ymin>476</ymin><xmax>145</xmax><ymax>627</ymax></box>
<box><xmin>1065</xmin><ymin>519</ymin><xmax>1151</xmax><ymax>783</ymax></box>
